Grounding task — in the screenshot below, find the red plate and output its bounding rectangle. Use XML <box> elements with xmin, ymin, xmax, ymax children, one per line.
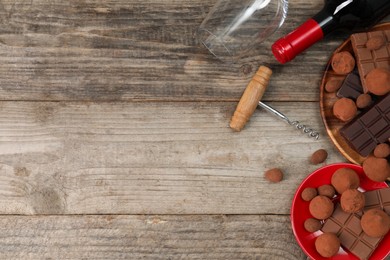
<box><xmin>291</xmin><ymin>163</ymin><xmax>390</xmax><ymax>260</ymax></box>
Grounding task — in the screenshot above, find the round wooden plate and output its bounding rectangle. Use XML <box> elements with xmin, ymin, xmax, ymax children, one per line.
<box><xmin>319</xmin><ymin>22</ymin><xmax>390</xmax><ymax>165</ymax></box>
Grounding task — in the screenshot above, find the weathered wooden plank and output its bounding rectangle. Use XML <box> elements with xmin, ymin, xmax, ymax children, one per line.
<box><xmin>0</xmin><ymin>214</ymin><xmax>306</xmax><ymax>259</ymax></box>
<box><xmin>0</xmin><ymin>0</ymin><xmax>344</xmax><ymax>102</ymax></box>
<box><xmin>0</xmin><ymin>101</ymin><xmax>345</xmax><ymax>215</ymax></box>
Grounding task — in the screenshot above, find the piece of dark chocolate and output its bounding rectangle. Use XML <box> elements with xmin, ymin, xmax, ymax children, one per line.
<box><xmin>351</xmin><ymin>30</ymin><xmax>390</xmax><ymax>93</ymax></box>
<box><xmin>364</xmin><ymin>187</ymin><xmax>390</xmax><ymax>215</ymax></box>
<box><xmin>337</xmin><ymin>70</ymin><xmax>363</xmax><ymax>100</ymax></box>
<box><xmin>340</xmin><ymin>94</ymin><xmax>390</xmax><ymax>157</ymax></box>
<box><xmin>322</xmin><ymin>204</ymin><xmax>383</xmax><ymax>260</ymax></box>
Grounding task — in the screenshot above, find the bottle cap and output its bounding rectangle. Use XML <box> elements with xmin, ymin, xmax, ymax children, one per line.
<box><xmin>272</xmin><ymin>38</ymin><xmax>294</xmax><ymax>64</ymax></box>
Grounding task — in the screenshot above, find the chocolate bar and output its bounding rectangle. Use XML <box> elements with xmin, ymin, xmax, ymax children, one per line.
<box><xmin>322</xmin><ymin>204</ymin><xmax>383</xmax><ymax>260</ymax></box>
<box><xmin>340</xmin><ymin>93</ymin><xmax>390</xmax><ymax>157</ymax></box>
<box><xmin>337</xmin><ymin>70</ymin><xmax>364</xmax><ymax>99</ymax></box>
<box><xmin>364</xmin><ymin>188</ymin><xmax>390</xmax><ymax>215</ymax></box>
<box><xmin>351</xmin><ymin>30</ymin><xmax>390</xmax><ymax>93</ymax></box>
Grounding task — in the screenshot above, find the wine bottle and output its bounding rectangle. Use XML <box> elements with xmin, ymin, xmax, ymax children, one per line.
<box><xmin>272</xmin><ymin>0</ymin><xmax>390</xmax><ymax>64</ymax></box>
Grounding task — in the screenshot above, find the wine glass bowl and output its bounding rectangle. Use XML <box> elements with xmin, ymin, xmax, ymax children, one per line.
<box><xmin>198</xmin><ymin>0</ymin><xmax>288</xmax><ymax>62</ymax></box>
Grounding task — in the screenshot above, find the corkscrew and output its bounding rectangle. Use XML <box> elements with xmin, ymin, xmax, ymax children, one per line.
<box><xmin>258</xmin><ymin>101</ymin><xmax>320</xmax><ymax>140</ymax></box>
<box><xmin>229</xmin><ymin>65</ymin><xmax>320</xmax><ymax>140</ymax></box>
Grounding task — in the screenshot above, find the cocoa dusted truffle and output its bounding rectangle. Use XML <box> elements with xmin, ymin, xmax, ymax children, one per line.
<box><xmin>365</xmin><ymin>68</ymin><xmax>390</xmax><ymax>96</ymax></box>
<box><xmin>366</xmin><ymin>35</ymin><xmax>385</xmax><ymax>50</ymax></box>
<box><xmin>309</xmin><ymin>195</ymin><xmax>334</xmax><ymax>219</ymax></box>
<box><xmin>363</xmin><ymin>157</ymin><xmax>390</xmax><ymax>182</ymax></box>
<box><xmin>264</xmin><ymin>168</ymin><xmax>283</xmax><ymax>183</ymax></box>
<box><xmin>304</xmin><ymin>218</ymin><xmax>322</xmax><ymax>232</ymax></box>
<box><xmin>317</xmin><ymin>184</ymin><xmax>336</xmax><ymax>198</ymax></box>
<box><xmin>325</xmin><ymin>78</ymin><xmax>343</xmax><ymax>93</ymax></box>
<box><xmin>301</xmin><ymin>187</ymin><xmax>317</xmax><ymax>202</ymax></box>
<box><xmin>340</xmin><ymin>189</ymin><xmax>365</xmax><ymax>213</ymax></box>
<box><xmin>356</xmin><ymin>93</ymin><xmax>372</xmax><ymax>109</ymax></box>
<box><xmin>361</xmin><ymin>209</ymin><xmax>390</xmax><ymax>238</ymax></box>
<box><xmin>331</xmin><ymin>51</ymin><xmax>355</xmax><ymax>75</ymax></box>
<box><xmin>315</xmin><ymin>233</ymin><xmax>340</xmax><ymax>258</ymax></box>
<box><xmin>374</xmin><ymin>143</ymin><xmax>390</xmax><ymax>158</ymax></box>
<box><xmin>310</xmin><ymin>149</ymin><xmax>328</xmax><ymax>165</ymax></box>
<box><xmin>333</xmin><ymin>98</ymin><xmax>357</xmax><ymax>122</ymax></box>
<box><xmin>331</xmin><ymin>168</ymin><xmax>360</xmax><ymax>194</ymax></box>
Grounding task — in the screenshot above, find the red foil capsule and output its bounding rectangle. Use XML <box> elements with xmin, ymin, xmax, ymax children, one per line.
<box><xmin>272</xmin><ymin>19</ymin><xmax>324</xmax><ymax>64</ymax></box>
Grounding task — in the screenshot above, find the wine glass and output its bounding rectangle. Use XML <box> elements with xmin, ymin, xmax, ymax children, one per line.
<box><xmin>198</xmin><ymin>0</ymin><xmax>288</xmax><ymax>62</ymax></box>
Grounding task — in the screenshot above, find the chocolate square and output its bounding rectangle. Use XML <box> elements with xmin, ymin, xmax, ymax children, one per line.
<box><xmin>364</xmin><ymin>188</ymin><xmax>390</xmax><ymax>215</ymax></box>
<box><xmin>339</xmin><ymin>229</ymin><xmax>358</xmax><ymax>249</ymax></box>
<box><xmin>322</xmin><ymin>218</ymin><xmax>342</xmax><ymax>234</ymax></box>
<box><xmin>351</xmin><ymin>241</ymin><xmax>375</xmax><ymax>260</ymax></box>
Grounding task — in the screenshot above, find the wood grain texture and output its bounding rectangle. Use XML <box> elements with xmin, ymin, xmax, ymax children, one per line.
<box><xmin>1</xmin><ymin>0</ymin><xmax>389</xmax><ymax>258</ymax></box>
<box><xmin>0</xmin><ymin>101</ymin><xmax>345</xmax><ymax>215</ymax></box>
<box><xmin>0</xmin><ymin>0</ymin><xmax>343</xmax><ymax>102</ymax></box>
<box><xmin>0</xmin><ymin>214</ymin><xmax>306</xmax><ymax>259</ymax></box>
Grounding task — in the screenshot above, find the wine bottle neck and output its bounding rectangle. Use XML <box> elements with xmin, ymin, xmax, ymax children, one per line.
<box><xmin>313</xmin><ymin>11</ymin><xmax>338</xmax><ymax>35</ymax></box>
<box><xmin>272</xmin><ymin>19</ymin><xmax>324</xmax><ymax>64</ymax></box>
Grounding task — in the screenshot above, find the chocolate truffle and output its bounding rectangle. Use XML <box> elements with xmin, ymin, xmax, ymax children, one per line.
<box><xmin>366</xmin><ymin>35</ymin><xmax>385</xmax><ymax>50</ymax></box>
<box><xmin>315</xmin><ymin>233</ymin><xmax>340</xmax><ymax>258</ymax></box>
<box><xmin>264</xmin><ymin>168</ymin><xmax>283</xmax><ymax>183</ymax></box>
<box><xmin>317</xmin><ymin>184</ymin><xmax>336</xmax><ymax>198</ymax></box>
<box><xmin>325</xmin><ymin>78</ymin><xmax>343</xmax><ymax>93</ymax></box>
<box><xmin>331</xmin><ymin>51</ymin><xmax>355</xmax><ymax>75</ymax></box>
<box><xmin>365</xmin><ymin>68</ymin><xmax>390</xmax><ymax>96</ymax></box>
<box><xmin>361</xmin><ymin>209</ymin><xmax>390</xmax><ymax>238</ymax></box>
<box><xmin>310</xmin><ymin>149</ymin><xmax>328</xmax><ymax>165</ymax></box>
<box><xmin>363</xmin><ymin>157</ymin><xmax>390</xmax><ymax>182</ymax></box>
<box><xmin>301</xmin><ymin>187</ymin><xmax>317</xmax><ymax>202</ymax></box>
<box><xmin>333</xmin><ymin>97</ymin><xmax>357</xmax><ymax>122</ymax></box>
<box><xmin>356</xmin><ymin>93</ymin><xmax>372</xmax><ymax>109</ymax></box>
<box><xmin>374</xmin><ymin>143</ymin><xmax>390</xmax><ymax>158</ymax></box>
<box><xmin>340</xmin><ymin>189</ymin><xmax>365</xmax><ymax>213</ymax></box>
<box><xmin>304</xmin><ymin>218</ymin><xmax>322</xmax><ymax>232</ymax></box>
<box><xmin>331</xmin><ymin>168</ymin><xmax>360</xmax><ymax>194</ymax></box>
<box><xmin>309</xmin><ymin>195</ymin><xmax>334</xmax><ymax>219</ymax></box>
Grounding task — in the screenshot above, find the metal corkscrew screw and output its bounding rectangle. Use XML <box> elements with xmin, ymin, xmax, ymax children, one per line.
<box><xmin>258</xmin><ymin>101</ymin><xmax>320</xmax><ymax>140</ymax></box>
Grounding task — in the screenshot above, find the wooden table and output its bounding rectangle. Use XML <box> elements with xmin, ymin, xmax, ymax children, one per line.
<box><xmin>0</xmin><ymin>0</ymin><xmax>388</xmax><ymax>259</ymax></box>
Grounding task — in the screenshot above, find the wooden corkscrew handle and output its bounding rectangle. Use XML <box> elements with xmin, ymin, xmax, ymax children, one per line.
<box><xmin>230</xmin><ymin>65</ymin><xmax>272</xmax><ymax>132</ymax></box>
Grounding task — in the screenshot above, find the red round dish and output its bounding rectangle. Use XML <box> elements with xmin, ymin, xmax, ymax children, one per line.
<box><xmin>291</xmin><ymin>163</ymin><xmax>390</xmax><ymax>260</ymax></box>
